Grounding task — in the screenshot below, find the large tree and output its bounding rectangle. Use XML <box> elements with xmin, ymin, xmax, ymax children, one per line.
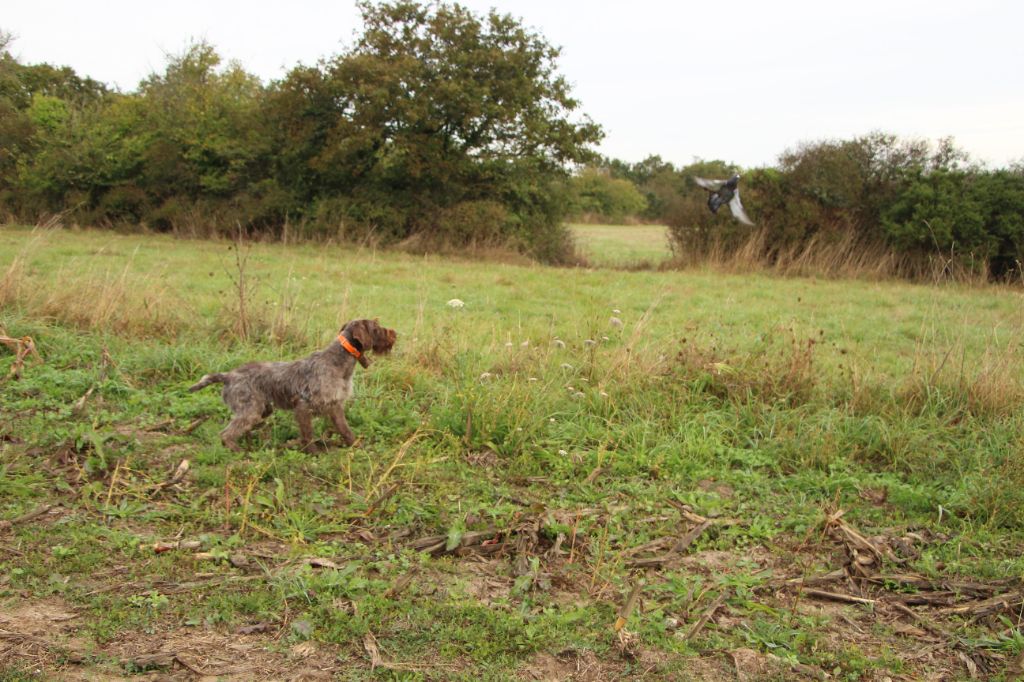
<box><xmin>269</xmin><ymin>1</ymin><xmax>602</xmax><ymax>258</ymax></box>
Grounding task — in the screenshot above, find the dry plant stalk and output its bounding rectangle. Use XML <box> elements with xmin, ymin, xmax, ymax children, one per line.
<box><xmin>614</xmin><ymin>575</ymin><xmax>645</xmax><ymax>632</ymax></box>
<box><xmin>224</xmin><ymin>229</ymin><xmax>256</xmax><ymax>343</ymax></box>
<box><xmin>0</xmin><ymin>331</ymin><xmax>42</xmax><ymax>380</ymax></box>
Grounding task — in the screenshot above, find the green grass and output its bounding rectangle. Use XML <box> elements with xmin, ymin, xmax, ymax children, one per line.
<box><xmin>570</xmin><ymin>223</ymin><xmax>672</xmax><ymax>267</ymax></box>
<box><xmin>1</xmin><ymin>224</ymin><xmax>1023</xmax><ymax>679</ymax></box>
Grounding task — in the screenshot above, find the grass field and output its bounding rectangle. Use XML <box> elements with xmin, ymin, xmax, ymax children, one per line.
<box><xmin>2</xmin><ymin>224</ymin><xmax>1024</xmax><ymax>680</ymax></box>
<box><xmin>569</xmin><ymin>223</ymin><xmax>672</xmax><ymax>267</ymax></box>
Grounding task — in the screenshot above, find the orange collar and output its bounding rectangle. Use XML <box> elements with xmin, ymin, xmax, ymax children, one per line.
<box><xmin>338</xmin><ymin>333</ymin><xmax>362</xmax><ymax>359</ymax></box>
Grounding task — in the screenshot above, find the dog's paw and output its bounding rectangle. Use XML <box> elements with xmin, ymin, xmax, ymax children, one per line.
<box><xmin>302</xmin><ymin>440</ymin><xmax>329</xmax><ymax>454</ymax></box>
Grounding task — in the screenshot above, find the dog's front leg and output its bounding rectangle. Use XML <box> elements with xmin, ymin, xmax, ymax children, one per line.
<box><xmin>330</xmin><ymin>405</ymin><xmax>356</xmax><ymax>447</ymax></box>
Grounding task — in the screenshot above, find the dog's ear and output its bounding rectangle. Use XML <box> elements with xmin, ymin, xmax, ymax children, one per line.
<box><xmin>345</xmin><ymin>320</ymin><xmax>374</xmax><ymax>368</ymax></box>
<box><xmin>347</xmin><ymin>320</ymin><xmax>372</xmax><ymax>350</ymax></box>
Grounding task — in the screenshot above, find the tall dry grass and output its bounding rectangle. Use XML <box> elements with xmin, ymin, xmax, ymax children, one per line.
<box><xmin>0</xmin><ymin>230</ymin><xmax>315</xmax><ymax>347</ymax></box>
<box><xmin>899</xmin><ymin>326</ymin><xmax>1024</xmax><ymax>418</ymax></box>
<box><xmin>666</xmin><ymin>227</ymin><xmax>999</xmax><ymax>285</ymax></box>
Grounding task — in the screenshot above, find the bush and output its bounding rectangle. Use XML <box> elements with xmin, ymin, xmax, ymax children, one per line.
<box><xmin>569</xmin><ymin>167</ymin><xmax>647</xmax><ymax>222</ymax></box>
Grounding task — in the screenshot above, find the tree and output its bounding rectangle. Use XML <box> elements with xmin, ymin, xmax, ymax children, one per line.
<box><xmin>270</xmin><ymin>1</ymin><xmax>602</xmax><ymax>258</ymax></box>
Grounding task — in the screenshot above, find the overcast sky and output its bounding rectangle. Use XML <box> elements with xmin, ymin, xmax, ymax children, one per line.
<box><xmin>4</xmin><ymin>1</ymin><xmax>1023</xmax><ymax>169</ymax></box>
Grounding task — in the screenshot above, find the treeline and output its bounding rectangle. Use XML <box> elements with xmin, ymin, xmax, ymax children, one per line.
<box><xmin>0</xmin><ymin>2</ymin><xmax>600</xmax><ymax>263</ymax></box>
<box><xmin>573</xmin><ymin>135</ymin><xmax>1024</xmax><ymax>278</ymax></box>
<box><xmin>3</xmin><ymin>3</ymin><xmax>1023</xmax><ymax>276</ymax></box>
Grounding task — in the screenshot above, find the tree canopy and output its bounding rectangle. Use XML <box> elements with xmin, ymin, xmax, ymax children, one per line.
<box><xmin>0</xmin><ymin>2</ymin><xmax>602</xmax><ymax>262</ymax></box>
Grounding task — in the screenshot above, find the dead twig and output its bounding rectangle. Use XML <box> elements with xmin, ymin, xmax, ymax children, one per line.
<box><xmin>384</xmin><ymin>569</ymin><xmax>417</xmax><ymax>599</ymax></box>
<box><xmin>0</xmin><ymin>503</ymin><xmax>55</xmax><ymax>531</ymax></box>
<box><xmin>941</xmin><ymin>591</ymin><xmax>1024</xmax><ymax>619</ymax></box>
<box><xmin>888</xmin><ymin>601</ymin><xmax>951</xmax><ymax>640</ymax></box>
<box><xmin>364</xmin><ymin>483</ymin><xmax>399</xmax><ymax>516</ymax></box>
<box><xmin>363</xmin><ymin>632</ymin><xmax>387</xmax><ymax>670</ymax></box>
<box><xmin>683</xmin><ymin>590</ymin><xmax>728</xmax><ymax>641</ymax></box>
<box><xmin>408</xmin><ymin>529</ymin><xmax>497</xmax><ymax>554</ymax></box>
<box><xmin>802</xmin><ymin>588</ymin><xmax>877</xmax><ymax>606</ymax></box>
<box><xmin>627</xmin><ymin>519</ymin><xmax>713</xmax><ymax>568</ymax></box>
<box><xmin>152</xmin><ymin>539</ymin><xmax>202</xmax><ymax>553</ymax></box>
<box><xmin>173</xmin><ymin>653</ymin><xmax>208</xmax><ymax>676</ymax></box>
<box><xmin>181</xmin><ymin>415</ymin><xmax>209</xmax><ymax>435</ymax></box>
<box><xmin>151</xmin><ymin>459</ymin><xmax>190</xmax><ymax>493</ymax></box>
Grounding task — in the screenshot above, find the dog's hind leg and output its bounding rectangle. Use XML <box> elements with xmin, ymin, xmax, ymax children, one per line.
<box><xmin>221</xmin><ymin>412</ymin><xmax>262</xmax><ymax>452</ymax></box>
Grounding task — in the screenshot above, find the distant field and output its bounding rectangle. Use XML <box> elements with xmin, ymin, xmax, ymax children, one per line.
<box><xmin>569</xmin><ymin>223</ymin><xmax>672</xmax><ymax>266</ymax></box>
<box><xmin>1</xmin><ymin>225</ymin><xmax>1023</xmax><ymax>680</ymax></box>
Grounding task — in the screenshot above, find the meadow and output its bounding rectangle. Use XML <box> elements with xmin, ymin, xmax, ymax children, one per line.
<box><xmin>568</xmin><ymin>224</ymin><xmax>672</xmax><ymax>268</ymax></box>
<box><xmin>1</xmin><ymin>224</ymin><xmax>1024</xmax><ymax>680</ymax></box>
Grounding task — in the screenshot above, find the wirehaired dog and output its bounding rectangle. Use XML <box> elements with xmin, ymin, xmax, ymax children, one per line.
<box><xmin>189</xmin><ymin>319</ymin><xmax>396</xmax><ymax>451</ymax></box>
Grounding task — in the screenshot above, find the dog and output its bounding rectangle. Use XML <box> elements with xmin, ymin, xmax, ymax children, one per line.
<box><xmin>189</xmin><ymin>319</ymin><xmax>396</xmax><ymax>451</ymax></box>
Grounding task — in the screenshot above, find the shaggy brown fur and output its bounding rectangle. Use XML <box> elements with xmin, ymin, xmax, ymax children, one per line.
<box><xmin>189</xmin><ymin>319</ymin><xmax>396</xmax><ymax>451</ymax></box>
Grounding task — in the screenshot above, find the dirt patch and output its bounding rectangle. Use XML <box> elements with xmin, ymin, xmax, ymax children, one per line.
<box><xmin>678</xmin><ymin>546</ymin><xmax>773</xmax><ymax>575</ymax></box>
<box><xmin>517</xmin><ymin>648</ymin><xmax>734</xmax><ymax>681</ymax></box>
<box><xmin>0</xmin><ymin>596</ymin><xmax>340</xmax><ymax>680</ymax></box>
<box><xmin>0</xmin><ymin>596</ymin><xmax>89</xmax><ymax>675</ymax></box>
<box><xmin>727</xmin><ymin>647</ymin><xmax>790</xmax><ymax>681</ymax></box>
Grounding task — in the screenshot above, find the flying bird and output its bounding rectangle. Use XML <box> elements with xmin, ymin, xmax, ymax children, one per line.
<box><xmin>694</xmin><ymin>174</ymin><xmax>755</xmax><ymax>226</ymax></box>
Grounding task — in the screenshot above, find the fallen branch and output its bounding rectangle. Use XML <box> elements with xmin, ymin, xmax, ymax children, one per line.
<box><xmin>941</xmin><ymin>591</ymin><xmax>1024</xmax><ymax>619</ymax></box>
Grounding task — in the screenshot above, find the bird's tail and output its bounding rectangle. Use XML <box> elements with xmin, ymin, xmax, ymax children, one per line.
<box><xmin>189</xmin><ymin>373</ymin><xmax>227</xmax><ymax>392</ymax></box>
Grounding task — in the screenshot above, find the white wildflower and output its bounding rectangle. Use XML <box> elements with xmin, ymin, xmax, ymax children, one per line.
<box><xmin>584</xmin><ymin>339</ymin><xmax>597</xmax><ymax>348</ymax></box>
<box><xmin>609</xmin><ymin>316</ymin><xmax>623</xmax><ymax>328</ymax></box>
<box><xmin>600</xmin><ymin>391</ymin><xmax>609</xmax><ymax>398</ymax></box>
<box><xmin>560</xmin><ymin>363</ymin><xmax>573</xmax><ymax>370</ymax></box>
<box><xmin>520</xmin><ymin>340</ymin><xmax>530</xmax><ymax>347</ymax></box>
<box><xmin>573</xmin><ymin>391</ymin><xmax>585</xmax><ymax>399</ymax></box>
<box><xmin>613</xmin><ymin>308</ymin><xmax>621</xmax><ymax>314</ymax></box>
<box><xmin>580</xmin><ymin>377</ymin><xmax>588</xmax><ymax>382</ymax></box>
<box><xmin>549</xmin><ymin>418</ymin><xmax>556</xmax><ymax>423</ymax></box>
<box><xmin>447</xmin><ymin>298</ymin><xmax>465</xmax><ymax>308</ymax></box>
<box><xmin>558</xmin><ymin>449</ymin><xmax>568</xmax><ymax>456</ymax></box>
<box><xmin>505</xmin><ymin>341</ymin><xmax>514</xmax><ymax>348</ymax></box>
<box><xmin>552</xmin><ymin>339</ymin><xmax>566</xmax><ymax>349</ymax></box>
<box><xmin>479</xmin><ymin>372</ymin><xmax>493</xmax><ymax>381</ymax></box>
<box><xmin>602</xmin><ymin>336</ymin><xmax>610</xmax><ymax>341</ymax></box>
<box><xmin>528</xmin><ymin>377</ymin><xmax>539</xmax><ymax>382</ymax></box>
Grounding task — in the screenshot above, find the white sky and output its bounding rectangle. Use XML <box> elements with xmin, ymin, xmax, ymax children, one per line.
<box><xmin>4</xmin><ymin>1</ymin><xmax>1023</xmax><ymax>168</ymax></box>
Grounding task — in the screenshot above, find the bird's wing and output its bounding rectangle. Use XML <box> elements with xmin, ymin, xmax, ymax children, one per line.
<box><xmin>728</xmin><ymin>191</ymin><xmax>755</xmax><ymax>225</ymax></box>
<box><xmin>694</xmin><ymin>177</ymin><xmax>725</xmax><ymax>191</ymax></box>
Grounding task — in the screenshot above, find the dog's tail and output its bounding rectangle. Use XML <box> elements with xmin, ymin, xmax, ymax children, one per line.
<box><xmin>189</xmin><ymin>373</ymin><xmax>227</xmax><ymax>392</ymax></box>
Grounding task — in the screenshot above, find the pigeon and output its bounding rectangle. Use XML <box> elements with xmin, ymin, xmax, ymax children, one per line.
<box><xmin>694</xmin><ymin>174</ymin><xmax>754</xmax><ymax>225</ymax></box>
